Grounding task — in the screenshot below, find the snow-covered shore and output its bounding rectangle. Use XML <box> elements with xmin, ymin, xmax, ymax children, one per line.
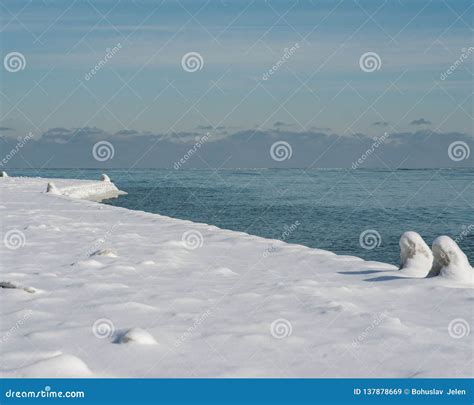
<box><xmin>0</xmin><ymin>176</ymin><xmax>472</xmax><ymax>378</ymax></box>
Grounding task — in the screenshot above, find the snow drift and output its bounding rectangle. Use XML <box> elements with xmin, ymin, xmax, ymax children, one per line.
<box><xmin>45</xmin><ymin>176</ymin><xmax>126</xmax><ymax>201</ymax></box>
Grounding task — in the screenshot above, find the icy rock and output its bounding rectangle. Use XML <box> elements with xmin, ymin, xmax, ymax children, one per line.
<box><xmin>46</xmin><ymin>182</ymin><xmax>61</xmax><ymax>195</ymax></box>
<box><xmin>117</xmin><ymin>328</ymin><xmax>157</xmax><ymax>345</ymax></box>
<box><xmin>399</xmin><ymin>231</ymin><xmax>433</xmax><ymax>277</ymax></box>
<box><xmin>90</xmin><ymin>249</ymin><xmax>117</xmax><ymax>258</ymax></box>
<box><xmin>428</xmin><ymin>236</ymin><xmax>473</xmax><ymax>282</ymax></box>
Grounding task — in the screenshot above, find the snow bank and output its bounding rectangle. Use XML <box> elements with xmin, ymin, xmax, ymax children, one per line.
<box><xmin>46</xmin><ymin>182</ymin><xmax>60</xmax><ymax>195</ymax></box>
<box><xmin>399</xmin><ymin>231</ymin><xmax>433</xmax><ymax>277</ymax></box>
<box><xmin>117</xmin><ymin>328</ymin><xmax>158</xmax><ymax>345</ymax></box>
<box><xmin>429</xmin><ymin>236</ymin><xmax>473</xmax><ymax>283</ymax></box>
<box><xmin>1</xmin><ymin>176</ymin><xmax>472</xmax><ymax>378</ymax></box>
<box><xmin>46</xmin><ymin>176</ymin><xmax>126</xmax><ymax>201</ymax></box>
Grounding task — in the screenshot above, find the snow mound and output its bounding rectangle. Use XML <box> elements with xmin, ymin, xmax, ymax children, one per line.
<box><xmin>46</xmin><ymin>179</ymin><xmax>126</xmax><ymax>201</ymax></box>
<box><xmin>399</xmin><ymin>231</ymin><xmax>433</xmax><ymax>277</ymax></box>
<box><xmin>1</xmin><ymin>280</ymin><xmax>37</xmax><ymax>293</ymax></box>
<box><xmin>91</xmin><ymin>249</ymin><xmax>118</xmax><ymax>258</ymax></box>
<box><xmin>117</xmin><ymin>328</ymin><xmax>158</xmax><ymax>345</ymax></box>
<box><xmin>46</xmin><ymin>182</ymin><xmax>60</xmax><ymax>195</ymax></box>
<box><xmin>12</xmin><ymin>354</ymin><xmax>93</xmax><ymax>378</ymax></box>
<box><xmin>428</xmin><ymin>236</ymin><xmax>473</xmax><ymax>283</ymax></box>
<box><xmin>1</xmin><ymin>171</ymin><xmax>8</xmax><ymax>177</ymax></box>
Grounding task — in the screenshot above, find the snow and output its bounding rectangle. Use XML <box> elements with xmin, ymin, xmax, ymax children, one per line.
<box><xmin>116</xmin><ymin>328</ymin><xmax>158</xmax><ymax>345</ymax></box>
<box><xmin>399</xmin><ymin>231</ymin><xmax>433</xmax><ymax>277</ymax></box>
<box><xmin>429</xmin><ymin>236</ymin><xmax>473</xmax><ymax>283</ymax></box>
<box><xmin>1</xmin><ymin>176</ymin><xmax>473</xmax><ymax>378</ymax></box>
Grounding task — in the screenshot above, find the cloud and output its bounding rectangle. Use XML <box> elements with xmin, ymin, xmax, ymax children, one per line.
<box><xmin>410</xmin><ymin>118</ymin><xmax>432</xmax><ymax>126</ymax></box>
<box><xmin>372</xmin><ymin>122</ymin><xmax>389</xmax><ymax>127</ymax></box>
<box><xmin>273</xmin><ymin>122</ymin><xmax>293</xmax><ymax>128</ymax></box>
<box><xmin>115</xmin><ymin>129</ymin><xmax>140</xmax><ymax>136</ymax></box>
<box><xmin>1</xmin><ymin>127</ymin><xmax>472</xmax><ymax>170</ymax></box>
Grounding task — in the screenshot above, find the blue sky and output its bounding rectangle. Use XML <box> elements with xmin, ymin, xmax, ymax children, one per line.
<box><xmin>0</xmin><ymin>0</ymin><xmax>473</xmax><ymax>168</ymax></box>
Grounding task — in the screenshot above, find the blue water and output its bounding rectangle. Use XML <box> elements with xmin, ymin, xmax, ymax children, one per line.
<box><xmin>8</xmin><ymin>168</ymin><xmax>474</xmax><ymax>265</ymax></box>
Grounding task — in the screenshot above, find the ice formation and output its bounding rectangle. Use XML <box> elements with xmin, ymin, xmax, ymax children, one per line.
<box><xmin>117</xmin><ymin>328</ymin><xmax>158</xmax><ymax>345</ymax></box>
<box><xmin>46</xmin><ymin>182</ymin><xmax>61</xmax><ymax>195</ymax></box>
<box><xmin>399</xmin><ymin>231</ymin><xmax>433</xmax><ymax>277</ymax></box>
<box><xmin>428</xmin><ymin>236</ymin><xmax>473</xmax><ymax>283</ymax></box>
<box><xmin>1</xmin><ymin>171</ymin><xmax>9</xmax><ymax>177</ymax></box>
<box><xmin>101</xmin><ymin>174</ymin><xmax>111</xmax><ymax>182</ymax></box>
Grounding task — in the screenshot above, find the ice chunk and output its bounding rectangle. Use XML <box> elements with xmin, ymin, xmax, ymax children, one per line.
<box><xmin>117</xmin><ymin>328</ymin><xmax>158</xmax><ymax>345</ymax></box>
<box><xmin>428</xmin><ymin>236</ymin><xmax>473</xmax><ymax>282</ymax></box>
<box><xmin>399</xmin><ymin>231</ymin><xmax>433</xmax><ymax>277</ymax></box>
<box><xmin>46</xmin><ymin>182</ymin><xmax>61</xmax><ymax>195</ymax></box>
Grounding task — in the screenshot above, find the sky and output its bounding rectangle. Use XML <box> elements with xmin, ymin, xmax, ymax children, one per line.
<box><xmin>0</xmin><ymin>0</ymin><xmax>473</xmax><ymax>168</ymax></box>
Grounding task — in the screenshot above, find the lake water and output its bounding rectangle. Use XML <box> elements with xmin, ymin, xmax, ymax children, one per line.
<box><xmin>9</xmin><ymin>168</ymin><xmax>473</xmax><ymax>265</ymax></box>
